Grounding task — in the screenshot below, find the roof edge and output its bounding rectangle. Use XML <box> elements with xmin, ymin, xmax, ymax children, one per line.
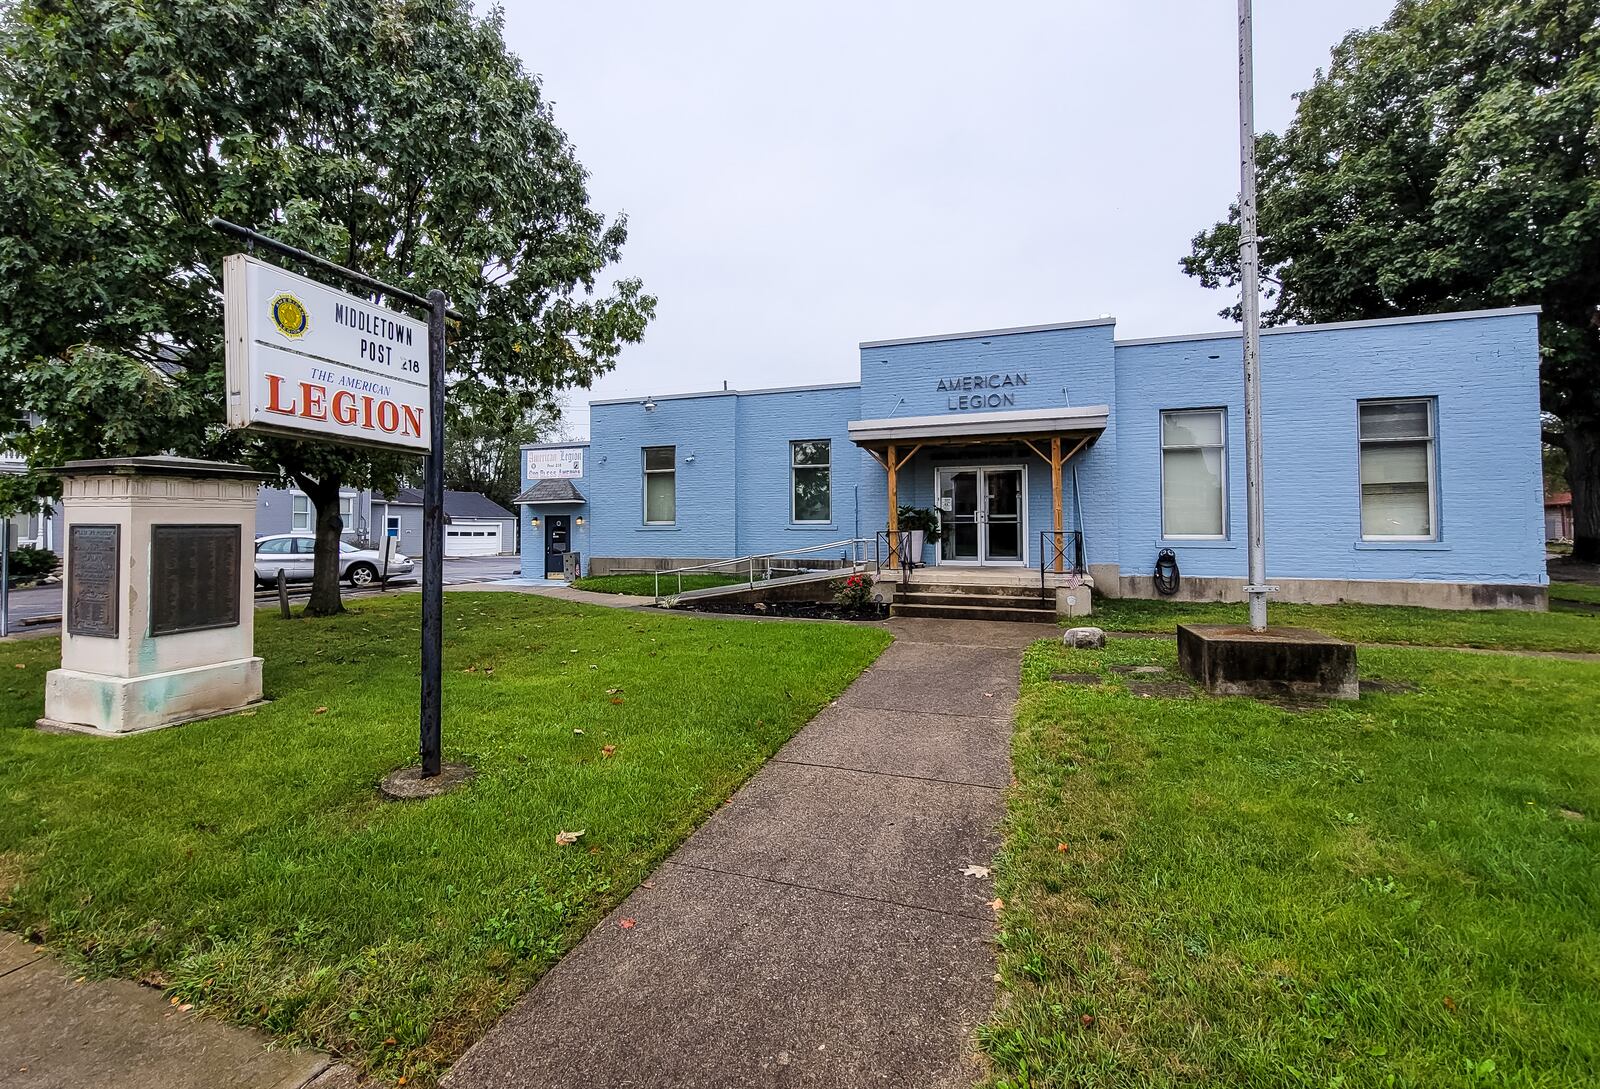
<box><xmin>859</xmin><ymin>316</ymin><xmax>1117</xmax><ymax>351</ymax></box>
<box><xmin>1114</xmin><ymin>305</ymin><xmax>1543</xmax><ymax>348</ymax></box>
<box><xmin>590</xmin><ymin>380</ymin><xmax>860</xmax><ymax>407</ymax></box>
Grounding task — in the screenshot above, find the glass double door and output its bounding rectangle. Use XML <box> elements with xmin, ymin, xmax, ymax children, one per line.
<box><xmin>937</xmin><ymin>466</ymin><xmax>1025</xmax><ymax>565</ymax></box>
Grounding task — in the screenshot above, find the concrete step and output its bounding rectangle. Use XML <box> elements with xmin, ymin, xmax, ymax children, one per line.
<box><xmin>900</xmin><ymin>581</ymin><xmax>1051</xmax><ymax>600</ymax></box>
<box><xmin>897</xmin><ymin>591</ymin><xmax>1054</xmax><ymax>610</ymax></box>
<box><xmin>890</xmin><ymin>601</ymin><xmax>1057</xmax><ymax>623</ymax></box>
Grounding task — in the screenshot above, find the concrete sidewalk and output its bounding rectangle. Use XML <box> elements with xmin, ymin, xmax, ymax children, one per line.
<box><xmin>444</xmin><ymin>618</ymin><xmax>1039</xmax><ymax>1089</ymax></box>
<box><xmin>0</xmin><ymin>935</ymin><xmax>347</xmax><ymax>1089</ymax></box>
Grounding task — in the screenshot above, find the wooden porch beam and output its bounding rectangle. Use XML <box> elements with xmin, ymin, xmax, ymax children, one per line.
<box><xmin>886</xmin><ymin>443</ymin><xmax>899</xmax><ymax>570</ymax></box>
<box><xmin>1051</xmin><ymin>435</ymin><xmax>1063</xmax><ymax>574</ymax></box>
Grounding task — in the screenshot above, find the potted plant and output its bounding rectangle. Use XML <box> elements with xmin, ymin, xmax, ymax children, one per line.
<box><xmin>896</xmin><ymin>505</ymin><xmax>942</xmax><ymax>567</ymax></box>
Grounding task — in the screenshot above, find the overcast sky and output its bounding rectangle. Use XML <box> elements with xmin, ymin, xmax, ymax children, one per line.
<box><xmin>499</xmin><ymin>1</ymin><xmax>1396</xmax><ymax>438</ymax></box>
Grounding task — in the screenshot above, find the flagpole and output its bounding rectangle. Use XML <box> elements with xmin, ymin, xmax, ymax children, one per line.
<box><xmin>1237</xmin><ymin>0</ymin><xmax>1269</xmax><ymax>631</ymax></box>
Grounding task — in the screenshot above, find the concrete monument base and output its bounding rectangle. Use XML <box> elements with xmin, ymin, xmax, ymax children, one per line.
<box><xmin>42</xmin><ymin>456</ymin><xmax>268</xmax><ymax>735</ymax></box>
<box><xmin>40</xmin><ymin>657</ymin><xmax>264</xmax><ymax>735</ymax></box>
<box><xmin>1177</xmin><ymin>623</ymin><xmax>1358</xmax><ymax>700</ymax></box>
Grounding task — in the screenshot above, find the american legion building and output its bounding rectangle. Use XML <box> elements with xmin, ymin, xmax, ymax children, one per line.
<box><xmin>516</xmin><ymin>305</ymin><xmax>1548</xmax><ymax>610</ymax></box>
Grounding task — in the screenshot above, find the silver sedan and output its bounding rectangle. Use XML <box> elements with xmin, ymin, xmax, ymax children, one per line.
<box><xmin>253</xmin><ymin>534</ymin><xmax>415</xmax><ymax>588</ymax></box>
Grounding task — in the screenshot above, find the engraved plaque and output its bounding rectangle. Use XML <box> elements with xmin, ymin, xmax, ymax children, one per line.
<box><xmin>67</xmin><ymin>524</ymin><xmax>120</xmax><ymax>638</ymax></box>
<box><xmin>149</xmin><ymin>524</ymin><xmax>242</xmax><ymax>636</ymax></box>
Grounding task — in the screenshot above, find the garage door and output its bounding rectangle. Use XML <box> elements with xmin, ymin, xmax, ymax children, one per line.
<box><xmin>445</xmin><ymin>521</ymin><xmax>502</xmax><ymax>557</ymax></box>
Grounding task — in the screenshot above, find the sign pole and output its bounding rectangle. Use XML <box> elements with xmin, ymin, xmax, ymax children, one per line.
<box><xmin>420</xmin><ymin>289</ymin><xmax>447</xmax><ymax>777</ymax></box>
<box><xmin>1237</xmin><ymin>0</ymin><xmax>1270</xmax><ymax>632</ymax></box>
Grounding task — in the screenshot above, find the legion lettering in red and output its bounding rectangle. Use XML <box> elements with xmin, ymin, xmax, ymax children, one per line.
<box><xmin>264</xmin><ymin>374</ymin><xmax>423</xmax><ymax>438</ymax></box>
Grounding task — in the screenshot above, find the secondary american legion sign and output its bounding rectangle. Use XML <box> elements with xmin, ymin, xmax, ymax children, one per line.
<box><xmin>224</xmin><ymin>254</ymin><xmax>431</xmax><ymax>452</ymax></box>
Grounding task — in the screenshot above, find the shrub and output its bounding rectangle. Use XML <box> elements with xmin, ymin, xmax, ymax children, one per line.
<box><xmin>7</xmin><ymin>546</ymin><xmax>59</xmax><ymax>582</ymax></box>
<box><xmin>833</xmin><ymin>573</ymin><xmax>875</xmax><ymax>614</ymax></box>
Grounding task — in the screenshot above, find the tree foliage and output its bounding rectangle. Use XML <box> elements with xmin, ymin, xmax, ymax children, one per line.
<box><xmin>0</xmin><ymin>0</ymin><xmax>654</xmax><ymax>608</ymax></box>
<box><xmin>1183</xmin><ymin>0</ymin><xmax>1600</xmax><ymax>558</ymax></box>
<box><xmin>443</xmin><ymin>402</ymin><xmax>559</xmax><ymax>510</ymax></box>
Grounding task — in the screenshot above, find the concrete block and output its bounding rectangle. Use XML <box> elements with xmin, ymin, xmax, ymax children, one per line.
<box><xmin>1054</xmin><ymin>584</ymin><xmax>1093</xmax><ymax>618</ymax></box>
<box><xmin>1177</xmin><ymin>623</ymin><xmax>1358</xmax><ymax>700</ymax></box>
<box><xmin>41</xmin><ymin>658</ymin><xmax>264</xmax><ymax>734</ymax></box>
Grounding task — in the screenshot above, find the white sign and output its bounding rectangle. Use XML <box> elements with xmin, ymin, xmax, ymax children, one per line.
<box><xmin>526</xmin><ymin>447</ymin><xmax>584</xmax><ymax>479</ymax></box>
<box><xmin>223</xmin><ymin>254</ymin><xmax>430</xmax><ymax>452</ymax></box>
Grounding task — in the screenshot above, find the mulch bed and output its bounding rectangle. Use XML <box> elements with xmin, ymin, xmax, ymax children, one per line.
<box><xmin>672</xmin><ymin>601</ymin><xmax>888</xmax><ymax>622</ymax></box>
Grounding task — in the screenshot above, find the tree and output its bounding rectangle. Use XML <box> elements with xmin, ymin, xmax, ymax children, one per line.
<box><xmin>1183</xmin><ymin>0</ymin><xmax>1600</xmax><ymax>560</ymax></box>
<box><xmin>443</xmin><ymin>402</ymin><xmax>559</xmax><ymax>511</ymax></box>
<box><xmin>0</xmin><ymin>0</ymin><xmax>654</xmax><ymax>612</ymax></box>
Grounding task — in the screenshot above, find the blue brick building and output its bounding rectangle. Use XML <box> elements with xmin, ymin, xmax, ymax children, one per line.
<box><xmin>518</xmin><ymin>306</ymin><xmax>1547</xmax><ymax>609</ymax></box>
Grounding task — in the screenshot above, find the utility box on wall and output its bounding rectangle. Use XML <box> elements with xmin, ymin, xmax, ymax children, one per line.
<box><xmin>41</xmin><ymin>457</ymin><xmax>269</xmax><ymax>735</ymax></box>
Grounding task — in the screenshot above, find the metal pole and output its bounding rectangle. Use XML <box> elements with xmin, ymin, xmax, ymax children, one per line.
<box><xmin>420</xmin><ymin>289</ymin><xmax>448</xmax><ymax>777</ymax></box>
<box><xmin>1238</xmin><ymin>0</ymin><xmax>1269</xmax><ymax>632</ymax></box>
<box><xmin>0</xmin><ymin>521</ymin><xmax>10</xmax><ymax>639</ymax></box>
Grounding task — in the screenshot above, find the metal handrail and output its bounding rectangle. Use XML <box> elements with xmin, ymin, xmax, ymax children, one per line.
<box><xmin>653</xmin><ymin>537</ymin><xmax>872</xmax><ymax>601</ymax></box>
<box><xmin>1038</xmin><ymin>530</ymin><xmax>1086</xmax><ymax>594</ymax></box>
<box><xmin>873</xmin><ymin>530</ymin><xmax>917</xmax><ymax>588</ymax></box>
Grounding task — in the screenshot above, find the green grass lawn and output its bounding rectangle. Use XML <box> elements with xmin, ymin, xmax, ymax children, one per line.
<box><xmin>0</xmin><ymin>593</ymin><xmax>888</xmax><ymax>1085</ymax></box>
<box><xmin>570</xmin><ymin>572</ymin><xmax>748</xmax><ymax>596</ymax></box>
<box><xmin>1549</xmin><ymin>580</ymin><xmax>1600</xmax><ymax>608</ymax></box>
<box><xmin>983</xmin><ymin>637</ymin><xmax>1600</xmax><ymax>1088</ymax></box>
<box><xmin>1089</xmin><ymin>595</ymin><xmax>1600</xmax><ymax>653</ymax></box>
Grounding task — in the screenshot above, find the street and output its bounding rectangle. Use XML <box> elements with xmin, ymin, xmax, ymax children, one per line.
<box><xmin>1</xmin><ymin>554</ymin><xmax>524</xmax><ymax>635</ymax></box>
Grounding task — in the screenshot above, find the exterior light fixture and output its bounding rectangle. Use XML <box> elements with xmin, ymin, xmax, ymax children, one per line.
<box><xmin>530</xmin><ymin>515</ymin><xmax>540</xmax><ymax>527</ymax></box>
<box><xmin>575</xmin><ymin>516</ymin><xmax>585</xmax><ymax>526</ymax></box>
<box><xmin>642</xmin><ymin>397</ymin><xmax>657</xmax><ymax>412</ymax></box>
<box><xmin>685</xmin><ymin>452</ymin><xmax>697</xmax><ymax>463</ymax></box>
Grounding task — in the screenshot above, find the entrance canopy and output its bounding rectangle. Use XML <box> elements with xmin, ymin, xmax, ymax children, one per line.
<box><xmin>846</xmin><ymin>403</ymin><xmax>1108</xmax><ymax>450</ymax></box>
<box><xmin>847</xmin><ymin>403</ymin><xmax>1108</xmax><ymax>573</ymax></box>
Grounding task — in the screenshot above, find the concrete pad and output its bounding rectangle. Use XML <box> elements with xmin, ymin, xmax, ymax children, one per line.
<box><xmin>443</xmin><ymin>865</ymin><xmax>994</xmax><ymax>1089</ymax></box>
<box><xmin>0</xmin><ymin>952</ymin><xmax>329</xmax><ymax>1089</ymax></box>
<box><xmin>885</xmin><ymin>617</ymin><xmax>1045</xmax><ymax>648</ymax></box>
<box><xmin>672</xmin><ymin>761</ymin><xmax>1002</xmax><ymax>918</ymax></box>
<box><xmin>776</xmin><ymin>704</ymin><xmax>1011</xmax><ymax>788</ymax></box>
<box><xmin>837</xmin><ymin>645</ymin><xmax>1018</xmax><ymax>717</ymax></box>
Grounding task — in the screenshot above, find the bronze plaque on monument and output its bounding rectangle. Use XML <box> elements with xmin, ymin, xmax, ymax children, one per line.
<box><xmin>66</xmin><ymin>524</ymin><xmax>120</xmax><ymax>638</ymax></box>
<box><xmin>149</xmin><ymin>524</ymin><xmax>242</xmax><ymax>636</ymax></box>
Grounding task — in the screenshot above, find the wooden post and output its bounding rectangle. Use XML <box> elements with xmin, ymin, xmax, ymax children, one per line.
<box><xmin>886</xmin><ymin>443</ymin><xmax>899</xmax><ymax>570</ymax></box>
<box><xmin>1051</xmin><ymin>436</ymin><xmax>1063</xmax><ymax>574</ymax></box>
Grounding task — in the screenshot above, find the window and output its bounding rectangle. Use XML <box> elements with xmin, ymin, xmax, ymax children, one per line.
<box><xmin>643</xmin><ymin>446</ymin><xmax>676</xmax><ymax>524</ymax></box>
<box><xmin>290</xmin><ymin>493</ymin><xmax>355</xmax><ymax>532</ymax></box>
<box><xmin>791</xmin><ymin>439</ymin><xmax>831</xmax><ymax>523</ymax></box>
<box><xmin>1160</xmin><ymin>409</ymin><xmax>1227</xmax><ymax>538</ymax></box>
<box><xmin>257</xmin><ymin>537</ymin><xmax>291</xmax><ymax>555</ymax></box>
<box><xmin>1359</xmin><ymin>399</ymin><xmax>1436</xmax><ymax>539</ymax></box>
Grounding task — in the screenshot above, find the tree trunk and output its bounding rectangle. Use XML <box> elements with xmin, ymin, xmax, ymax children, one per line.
<box><xmin>1567</xmin><ymin>428</ymin><xmax>1600</xmax><ymax>564</ymax></box>
<box><xmin>296</xmin><ymin>474</ymin><xmax>347</xmax><ymax>617</ymax></box>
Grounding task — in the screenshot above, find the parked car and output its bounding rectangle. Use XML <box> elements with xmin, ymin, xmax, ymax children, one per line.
<box><xmin>253</xmin><ymin>534</ymin><xmax>414</xmax><ymax>588</ymax></box>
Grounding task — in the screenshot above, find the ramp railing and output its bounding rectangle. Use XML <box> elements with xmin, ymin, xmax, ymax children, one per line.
<box><xmin>653</xmin><ymin>538</ymin><xmax>874</xmax><ymax>602</ymax></box>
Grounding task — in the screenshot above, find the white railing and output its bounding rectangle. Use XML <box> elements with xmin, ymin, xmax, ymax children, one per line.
<box><xmin>653</xmin><ymin>538</ymin><xmax>875</xmax><ymax>602</ymax></box>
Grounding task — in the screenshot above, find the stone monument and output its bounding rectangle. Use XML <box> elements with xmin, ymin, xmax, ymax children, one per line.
<box><xmin>41</xmin><ymin>457</ymin><xmax>268</xmax><ymax>734</ymax></box>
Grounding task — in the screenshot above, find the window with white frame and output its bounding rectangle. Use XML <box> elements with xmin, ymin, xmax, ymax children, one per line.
<box><xmin>643</xmin><ymin>446</ymin><xmax>676</xmax><ymax>524</ymax></box>
<box><xmin>291</xmin><ymin>493</ymin><xmax>356</xmax><ymax>532</ymax></box>
<box><xmin>1160</xmin><ymin>409</ymin><xmax>1227</xmax><ymax>538</ymax></box>
<box><xmin>1358</xmin><ymin>399</ymin><xmax>1436</xmax><ymax>539</ymax></box>
<box><xmin>791</xmin><ymin>439</ymin><xmax>831</xmax><ymax>523</ymax></box>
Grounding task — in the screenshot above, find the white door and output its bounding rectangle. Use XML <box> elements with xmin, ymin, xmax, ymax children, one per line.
<box><xmin>445</xmin><ymin>521</ymin><xmax>502</xmax><ymax>557</ymax></box>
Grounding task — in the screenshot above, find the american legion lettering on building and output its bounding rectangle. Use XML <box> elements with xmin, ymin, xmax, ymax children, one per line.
<box><xmin>515</xmin><ymin>306</ymin><xmax>1548</xmax><ymax>610</ymax></box>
